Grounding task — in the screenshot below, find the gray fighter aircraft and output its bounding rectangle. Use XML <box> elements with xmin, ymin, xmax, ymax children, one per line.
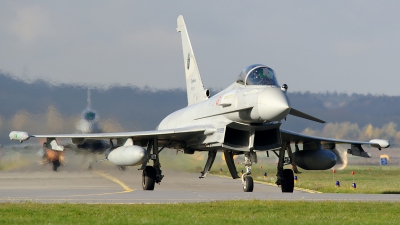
<box><xmin>75</xmin><ymin>89</ymin><xmax>108</xmax><ymax>152</ymax></box>
<box><xmin>40</xmin><ymin>89</ymin><xmax>109</xmax><ymax>171</ymax></box>
<box><xmin>10</xmin><ymin>15</ymin><xmax>389</xmax><ymax>193</ymax></box>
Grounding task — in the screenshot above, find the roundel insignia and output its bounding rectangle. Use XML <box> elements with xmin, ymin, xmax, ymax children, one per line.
<box><xmin>187</xmin><ymin>53</ymin><xmax>190</xmax><ymax>70</ymax></box>
<box><xmin>215</xmin><ymin>96</ymin><xmax>222</xmax><ymax>105</ymax></box>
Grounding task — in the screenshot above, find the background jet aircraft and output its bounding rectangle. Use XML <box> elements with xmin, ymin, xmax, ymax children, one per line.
<box><xmin>10</xmin><ymin>15</ymin><xmax>389</xmax><ymax>192</ymax></box>
<box><xmin>40</xmin><ymin>89</ymin><xmax>110</xmax><ymax>171</ymax></box>
<box><xmin>74</xmin><ymin>89</ymin><xmax>108</xmax><ymax>152</ymax></box>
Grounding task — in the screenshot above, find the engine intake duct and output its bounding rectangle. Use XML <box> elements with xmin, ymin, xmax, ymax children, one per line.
<box><xmin>223</xmin><ymin>127</ymin><xmax>250</xmax><ymax>148</ymax></box>
<box><xmin>253</xmin><ymin>127</ymin><xmax>281</xmax><ymax>150</ymax></box>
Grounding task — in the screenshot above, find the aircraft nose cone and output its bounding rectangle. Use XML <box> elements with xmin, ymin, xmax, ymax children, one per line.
<box><xmin>257</xmin><ymin>88</ymin><xmax>290</xmax><ymax>121</ymax></box>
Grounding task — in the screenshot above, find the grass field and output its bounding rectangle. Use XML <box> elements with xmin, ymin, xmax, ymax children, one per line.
<box><xmin>0</xmin><ymin>201</ymin><xmax>399</xmax><ymax>225</ymax></box>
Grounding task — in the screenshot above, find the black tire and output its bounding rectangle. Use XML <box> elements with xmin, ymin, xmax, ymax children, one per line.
<box><xmin>52</xmin><ymin>160</ymin><xmax>61</xmax><ymax>172</ymax></box>
<box><xmin>281</xmin><ymin>169</ymin><xmax>294</xmax><ymax>193</ymax></box>
<box><xmin>243</xmin><ymin>176</ymin><xmax>254</xmax><ymax>192</ymax></box>
<box><xmin>142</xmin><ymin>166</ymin><xmax>156</xmax><ymax>190</ymax></box>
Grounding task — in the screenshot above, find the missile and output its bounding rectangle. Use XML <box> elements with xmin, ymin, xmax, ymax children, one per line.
<box><xmin>369</xmin><ymin>139</ymin><xmax>390</xmax><ymax>149</ymax></box>
<box><xmin>9</xmin><ymin>131</ymin><xmax>30</xmax><ymax>142</ymax></box>
<box><xmin>107</xmin><ymin>145</ymin><xmax>147</xmax><ymax>166</ymax></box>
<box><xmin>293</xmin><ymin>149</ymin><xmax>337</xmax><ymax>170</ymax></box>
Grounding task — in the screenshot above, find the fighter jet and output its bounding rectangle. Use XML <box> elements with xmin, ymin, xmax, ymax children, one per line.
<box><xmin>74</xmin><ymin>89</ymin><xmax>108</xmax><ymax>152</ymax></box>
<box><xmin>10</xmin><ymin>15</ymin><xmax>389</xmax><ymax>192</ymax></box>
<box><xmin>41</xmin><ymin>89</ymin><xmax>109</xmax><ymax>171</ymax></box>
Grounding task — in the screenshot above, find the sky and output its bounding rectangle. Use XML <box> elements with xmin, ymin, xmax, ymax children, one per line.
<box><xmin>0</xmin><ymin>1</ymin><xmax>399</xmax><ymax>95</ymax></box>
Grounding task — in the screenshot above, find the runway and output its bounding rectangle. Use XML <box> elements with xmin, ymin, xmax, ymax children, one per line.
<box><xmin>1</xmin><ymin>163</ymin><xmax>400</xmax><ymax>203</ymax></box>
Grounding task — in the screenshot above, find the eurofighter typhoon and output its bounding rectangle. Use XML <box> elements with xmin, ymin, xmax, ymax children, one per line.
<box><xmin>10</xmin><ymin>15</ymin><xmax>389</xmax><ymax>192</ymax></box>
<box><xmin>40</xmin><ymin>89</ymin><xmax>110</xmax><ymax>171</ymax></box>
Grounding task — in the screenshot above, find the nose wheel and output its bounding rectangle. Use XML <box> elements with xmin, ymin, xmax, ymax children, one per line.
<box><xmin>242</xmin><ymin>175</ymin><xmax>254</xmax><ymax>192</ymax></box>
<box><xmin>241</xmin><ymin>151</ymin><xmax>256</xmax><ymax>192</ymax></box>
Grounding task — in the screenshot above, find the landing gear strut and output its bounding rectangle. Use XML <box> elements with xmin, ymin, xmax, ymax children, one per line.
<box><xmin>141</xmin><ymin>139</ymin><xmax>164</xmax><ymax>190</ymax></box>
<box><xmin>241</xmin><ymin>151</ymin><xmax>256</xmax><ymax>192</ymax></box>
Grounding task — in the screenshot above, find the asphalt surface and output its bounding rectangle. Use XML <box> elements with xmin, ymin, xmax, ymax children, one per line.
<box><xmin>1</xmin><ymin>161</ymin><xmax>400</xmax><ymax>203</ymax></box>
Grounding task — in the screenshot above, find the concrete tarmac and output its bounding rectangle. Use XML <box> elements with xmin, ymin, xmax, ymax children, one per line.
<box><xmin>1</xmin><ymin>162</ymin><xmax>400</xmax><ymax>203</ymax></box>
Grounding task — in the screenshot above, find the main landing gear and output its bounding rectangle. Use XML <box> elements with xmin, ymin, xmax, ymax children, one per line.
<box><xmin>142</xmin><ymin>166</ymin><xmax>156</xmax><ymax>190</ymax></box>
<box><xmin>141</xmin><ymin>139</ymin><xmax>164</xmax><ymax>190</ymax></box>
<box><xmin>280</xmin><ymin>169</ymin><xmax>294</xmax><ymax>192</ymax></box>
<box><xmin>274</xmin><ymin>142</ymin><xmax>299</xmax><ymax>193</ymax></box>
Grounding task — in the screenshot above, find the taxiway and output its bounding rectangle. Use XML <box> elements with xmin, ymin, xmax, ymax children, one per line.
<box><xmin>1</xmin><ymin>164</ymin><xmax>399</xmax><ymax>203</ymax></box>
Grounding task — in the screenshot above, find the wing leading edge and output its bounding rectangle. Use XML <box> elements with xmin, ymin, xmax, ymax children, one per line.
<box><xmin>288</xmin><ymin>108</ymin><xmax>325</xmax><ymax>123</ymax></box>
<box><xmin>10</xmin><ymin>125</ymin><xmax>213</xmax><ymax>143</ymax></box>
<box><xmin>281</xmin><ymin>129</ymin><xmax>390</xmax><ymax>149</ymax></box>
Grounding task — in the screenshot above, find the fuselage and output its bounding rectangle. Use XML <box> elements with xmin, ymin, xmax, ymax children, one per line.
<box><xmin>157</xmin><ymin>64</ymin><xmax>291</xmax><ymax>152</ymax></box>
<box><xmin>158</xmin><ymin>81</ymin><xmax>290</xmax><ymax>130</ymax></box>
<box><xmin>75</xmin><ymin>108</ymin><xmax>107</xmax><ymax>152</ymax></box>
<box><xmin>76</xmin><ymin>108</ymin><xmax>101</xmax><ymax>134</ymax></box>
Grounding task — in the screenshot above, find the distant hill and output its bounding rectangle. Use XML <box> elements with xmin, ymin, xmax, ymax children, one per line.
<box><xmin>289</xmin><ymin>92</ymin><xmax>400</xmax><ymax>126</ymax></box>
<box><xmin>1</xmin><ymin>71</ymin><xmax>399</xmax><ymax>145</ymax></box>
<box><xmin>285</xmin><ymin>92</ymin><xmax>400</xmax><ymax>131</ymax></box>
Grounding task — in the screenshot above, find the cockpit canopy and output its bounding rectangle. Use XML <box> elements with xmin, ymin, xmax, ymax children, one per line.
<box><xmin>237</xmin><ymin>64</ymin><xmax>278</xmax><ymax>86</ymax></box>
<box><xmin>85</xmin><ymin>111</ymin><xmax>96</xmax><ymax>121</ymax></box>
<box><xmin>82</xmin><ymin>109</ymin><xmax>97</xmax><ymax>121</ymax></box>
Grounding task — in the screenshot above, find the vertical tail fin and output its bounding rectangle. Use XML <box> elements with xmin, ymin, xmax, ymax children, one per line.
<box><xmin>87</xmin><ymin>88</ymin><xmax>92</xmax><ymax>109</ymax></box>
<box><xmin>177</xmin><ymin>15</ymin><xmax>209</xmax><ymax>106</ymax></box>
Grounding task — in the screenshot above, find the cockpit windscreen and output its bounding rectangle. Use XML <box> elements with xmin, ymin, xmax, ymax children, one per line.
<box><xmin>237</xmin><ymin>64</ymin><xmax>278</xmax><ymax>86</ymax></box>
<box><xmin>84</xmin><ymin>111</ymin><xmax>96</xmax><ymax>121</ymax></box>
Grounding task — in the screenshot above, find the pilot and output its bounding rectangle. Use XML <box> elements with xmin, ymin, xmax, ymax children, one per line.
<box><xmin>249</xmin><ymin>68</ymin><xmax>272</xmax><ymax>85</ymax></box>
<box><xmin>258</xmin><ymin>68</ymin><xmax>275</xmax><ymax>85</ymax></box>
<box><xmin>251</xmin><ymin>69</ymin><xmax>262</xmax><ymax>84</ymax></box>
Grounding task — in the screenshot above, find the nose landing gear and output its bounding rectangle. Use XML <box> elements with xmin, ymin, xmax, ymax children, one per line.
<box><xmin>241</xmin><ymin>151</ymin><xmax>256</xmax><ymax>192</ymax></box>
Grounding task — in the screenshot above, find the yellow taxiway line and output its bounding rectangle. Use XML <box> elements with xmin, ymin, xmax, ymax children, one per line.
<box><xmin>69</xmin><ymin>170</ymin><xmax>134</xmax><ymax>197</ymax></box>
<box><xmin>93</xmin><ymin>170</ymin><xmax>134</xmax><ymax>192</ymax></box>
